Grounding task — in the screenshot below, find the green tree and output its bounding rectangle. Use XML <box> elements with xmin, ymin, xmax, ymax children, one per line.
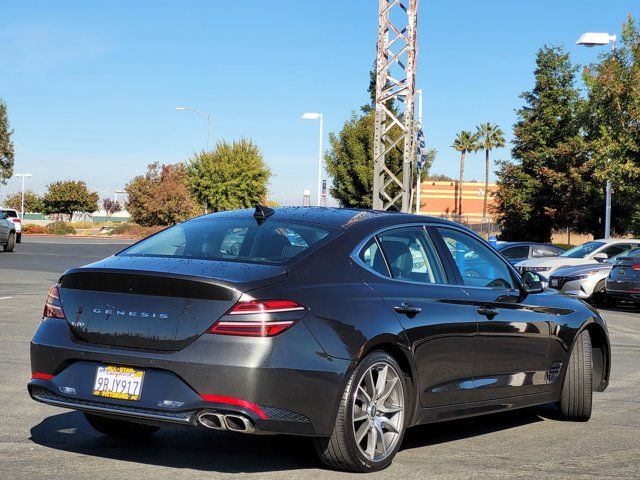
<box><xmin>325</xmin><ymin>105</ymin><xmax>414</xmax><ymax>208</ymax></box>
<box><xmin>476</xmin><ymin>122</ymin><xmax>505</xmax><ymax>224</ymax></box>
<box><xmin>187</xmin><ymin>139</ymin><xmax>271</xmax><ymax>212</ymax></box>
<box><xmin>42</xmin><ymin>180</ymin><xmax>99</xmax><ymax>219</ymax></box>
<box><xmin>583</xmin><ymin>14</ymin><xmax>640</xmax><ymax>236</ymax></box>
<box><xmin>0</xmin><ymin>99</ymin><xmax>15</xmax><ymax>184</ymax></box>
<box><xmin>494</xmin><ymin>46</ymin><xmax>587</xmax><ymax>241</ymax></box>
<box><xmin>3</xmin><ymin>190</ymin><xmax>44</xmax><ymax>213</ymax></box>
<box><xmin>126</xmin><ymin>162</ymin><xmax>201</xmax><ymax>226</ymax></box>
<box><xmin>451</xmin><ymin>130</ymin><xmax>481</xmax><ymax>216</ymax></box>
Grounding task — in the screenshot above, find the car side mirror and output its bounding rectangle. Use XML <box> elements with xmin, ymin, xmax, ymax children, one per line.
<box><xmin>593</xmin><ymin>253</ymin><xmax>608</xmax><ymax>262</ymax></box>
<box><xmin>522</xmin><ymin>271</ymin><xmax>544</xmax><ymax>294</ymax></box>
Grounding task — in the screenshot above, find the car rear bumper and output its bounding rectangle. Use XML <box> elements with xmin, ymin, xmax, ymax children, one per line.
<box><xmin>29</xmin><ymin>318</ymin><xmax>352</xmax><ymax>436</ymax></box>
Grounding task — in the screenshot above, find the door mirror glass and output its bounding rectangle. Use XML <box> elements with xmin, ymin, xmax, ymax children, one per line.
<box><xmin>593</xmin><ymin>252</ymin><xmax>608</xmax><ymax>262</ymax></box>
<box><xmin>522</xmin><ymin>271</ymin><xmax>544</xmax><ymax>293</ymax></box>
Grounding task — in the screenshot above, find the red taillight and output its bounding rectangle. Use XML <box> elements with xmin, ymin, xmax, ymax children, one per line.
<box><xmin>31</xmin><ymin>372</ymin><xmax>54</xmax><ymax>381</ymax></box>
<box><xmin>12</xmin><ymin>218</ymin><xmax>21</xmax><ymax>224</ymax></box>
<box><xmin>228</xmin><ymin>300</ymin><xmax>305</xmax><ymax>315</ymax></box>
<box><xmin>43</xmin><ymin>285</ymin><xmax>66</xmax><ymax>319</ymax></box>
<box><xmin>631</xmin><ymin>264</ymin><xmax>640</xmax><ymax>271</ymax></box>
<box><xmin>209</xmin><ymin>299</ymin><xmax>306</xmax><ymax>337</ymax></box>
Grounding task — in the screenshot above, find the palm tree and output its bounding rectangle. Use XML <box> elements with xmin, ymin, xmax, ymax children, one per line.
<box><xmin>451</xmin><ymin>130</ymin><xmax>480</xmax><ymax>217</ymax></box>
<box><xmin>476</xmin><ymin>123</ymin><xmax>506</xmax><ymax>224</ymax></box>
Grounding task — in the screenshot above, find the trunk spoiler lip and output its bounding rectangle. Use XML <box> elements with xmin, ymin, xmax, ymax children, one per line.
<box><xmin>59</xmin><ymin>265</ymin><xmax>288</xmax><ymax>294</ymax></box>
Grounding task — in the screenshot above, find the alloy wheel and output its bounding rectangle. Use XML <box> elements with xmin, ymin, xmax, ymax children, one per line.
<box><xmin>351</xmin><ymin>362</ymin><xmax>405</xmax><ymax>461</ymax></box>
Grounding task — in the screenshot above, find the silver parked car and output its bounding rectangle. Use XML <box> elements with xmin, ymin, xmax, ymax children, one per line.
<box><xmin>0</xmin><ymin>211</ymin><xmax>16</xmax><ymax>252</ymax></box>
<box><xmin>549</xmin><ymin>247</ymin><xmax>640</xmax><ymax>304</ymax></box>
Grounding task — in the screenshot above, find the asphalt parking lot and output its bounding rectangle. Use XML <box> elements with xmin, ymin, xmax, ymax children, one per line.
<box><xmin>1</xmin><ymin>237</ymin><xmax>639</xmax><ymax>479</ymax></box>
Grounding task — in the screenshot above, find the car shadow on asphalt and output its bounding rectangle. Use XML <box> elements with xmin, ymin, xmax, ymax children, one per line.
<box><xmin>30</xmin><ymin>407</ymin><xmax>553</xmax><ymax>473</ymax></box>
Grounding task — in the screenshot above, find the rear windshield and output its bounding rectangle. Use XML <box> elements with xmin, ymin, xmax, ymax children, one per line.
<box><xmin>120</xmin><ymin>217</ymin><xmax>340</xmax><ymax>264</ymax></box>
<box><xmin>1</xmin><ymin>210</ymin><xmax>17</xmax><ymax>218</ymax></box>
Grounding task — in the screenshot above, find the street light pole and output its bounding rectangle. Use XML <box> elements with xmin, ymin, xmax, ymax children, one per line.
<box><xmin>576</xmin><ymin>32</ymin><xmax>617</xmax><ymax>238</ymax></box>
<box><xmin>302</xmin><ymin>113</ymin><xmax>324</xmax><ymax>206</ymax></box>
<box><xmin>176</xmin><ymin>106</ymin><xmax>212</xmax><ymax>151</ymax></box>
<box><xmin>14</xmin><ymin>173</ymin><xmax>32</xmax><ymax>219</ymax></box>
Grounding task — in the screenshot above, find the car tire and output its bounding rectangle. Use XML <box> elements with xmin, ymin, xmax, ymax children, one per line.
<box><xmin>3</xmin><ymin>232</ymin><xmax>15</xmax><ymax>252</ymax></box>
<box><xmin>558</xmin><ymin>329</ymin><xmax>592</xmax><ymax>421</ymax></box>
<box><xmin>16</xmin><ymin>232</ymin><xmax>21</xmax><ymax>243</ymax></box>
<box><xmin>591</xmin><ymin>281</ymin><xmax>613</xmax><ymax>307</ymax></box>
<box><xmin>314</xmin><ymin>351</ymin><xmax>408</xmax><ymax>472</ymax></box>
<box><xmin>84</xmin><ymin>413</ymin><xmax>160</xmax><ymax>438</ymax></box>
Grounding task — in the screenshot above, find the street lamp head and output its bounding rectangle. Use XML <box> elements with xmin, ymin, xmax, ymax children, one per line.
<box><xmin>15</xmin><ymin>173</ymin><xmax>32</xmax><ymax>178</ymax></box>
<box><xmin>175</xmin><ymin>106</ymin><xmax>188</xmax><ymax>110</ymax></box>
<box><xmin>576</xmin><ymin>32</ymin><xmax>617</xmax><ymax>48</ymax></box>
<box><xmin>302</xmin><ymin>112</ymin><xmax>321</xmax><ymax>120</ymax></box>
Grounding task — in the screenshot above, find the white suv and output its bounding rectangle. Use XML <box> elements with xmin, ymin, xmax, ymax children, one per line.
<box><xmin>515</xmin><ymin>238</ymin><xmax>640</xmax><ymax>280</ymax></box>
<box><xmin>0</xmin><ymin>208</ymin><xmax>22</xmax><ymax>243</ymax></box>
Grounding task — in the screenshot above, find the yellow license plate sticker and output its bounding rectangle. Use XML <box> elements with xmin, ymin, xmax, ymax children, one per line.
<box><xmin>93</xmin><ymin>365</ymin><xmax>144</xmax><ymax>401</ymax></box>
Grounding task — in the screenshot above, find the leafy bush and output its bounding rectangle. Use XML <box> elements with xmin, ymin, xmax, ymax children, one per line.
<box><xmin>22</xmin><ymin>224</ymin><xmax>48</xmax><ymax>234</ymax></box>
<box><xmin>46</xmin><ymin>221</ymin><xmax>76</xmax><ymax>235</ymax></box>
<box><xmin>107</xmin><ymin>222</ymin><xmax>164</xmax><ymax>238</ymax></box>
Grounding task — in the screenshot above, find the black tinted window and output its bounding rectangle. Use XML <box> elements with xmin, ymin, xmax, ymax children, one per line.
<box><xmin>121</xmin><ymin>217</ymin><xmax>339</xmax><ymax>264</ymax></box>
<box><xmin>359</xmin><ymin>237</ymin><xmax>390</xmax><ymax>277</ymax></box>
<box><xmin>1</xmin><ymin>210</ymin><xmax>17</xmax><ymax>218</ymax></box>
<box><xmin>501</xmin><ymin>246</ymin><xmax>529</xmax><ymax>259</ymax></box>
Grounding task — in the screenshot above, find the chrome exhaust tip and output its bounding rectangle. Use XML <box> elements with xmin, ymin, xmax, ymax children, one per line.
<box><xmin>224</xmin><ymin>414</ymin><xmax>255</xmax><ymax>433</ymax></box>
<box><xmin>196</xmin><ymin>411</ymin><xmax>227</xmax><ymax>430</ymax></box>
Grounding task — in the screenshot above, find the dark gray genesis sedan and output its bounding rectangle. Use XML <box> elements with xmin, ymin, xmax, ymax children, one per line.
<box><xmin>28</xmin><ymin>207</ymin><xmax>610</xmax><ymax>472</ymax></box>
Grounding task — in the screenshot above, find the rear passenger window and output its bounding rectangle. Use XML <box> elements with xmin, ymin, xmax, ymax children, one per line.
<box><xmin>376</xmin><ymin>227</ymin><xmax>445</xmax><ymax>284</ymax></box>
<box><xmin>359</xmin><ymin>238</ymin><xmax>390</xmax><ymax>277</ymax></box>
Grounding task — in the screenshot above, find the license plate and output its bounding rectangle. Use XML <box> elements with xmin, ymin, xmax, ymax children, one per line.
<box><xmin>550</xmin><ymin>279</ymin><xmax>558</xmax><ymax>287</ymax></box>
<box><xmin>93</xmin><ymin>365</ymin><xmax>144</xmax><ymax>401</ymax></box>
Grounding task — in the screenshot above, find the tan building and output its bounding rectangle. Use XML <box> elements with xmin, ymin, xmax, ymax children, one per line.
<box><xmin>417</xmin><ymin>180</ymin><xmax>498</xmax><ymax>224</ymax></box>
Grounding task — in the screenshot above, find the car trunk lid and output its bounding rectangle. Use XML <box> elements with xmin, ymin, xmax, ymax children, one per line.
<box><xmin>57</xmin><ymin>256</ymin><xmax>286</xmax><ymax>351</ymax></box>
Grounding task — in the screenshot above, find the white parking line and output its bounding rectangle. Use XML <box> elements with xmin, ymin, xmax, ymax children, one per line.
<box><xmin>0</xmin><ymin>296</ymin><xmax>13</xmax><ymax>300</ymax></box>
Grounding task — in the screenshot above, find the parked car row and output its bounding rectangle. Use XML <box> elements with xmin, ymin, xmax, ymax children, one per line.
<box><xmin>494</xmin><ymin>238</ymin><xmax>640</xmax><ymax>308</ymax></box>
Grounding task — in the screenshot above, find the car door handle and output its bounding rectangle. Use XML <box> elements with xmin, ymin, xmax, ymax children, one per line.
<box><xmin>477</xmin><ymin>306</ymin><xmax>500</xmax><ymax>318</ymax></box>
<box><xmin>394</xmin><ymin>302</ymin><xmax>422</xmax><ymax>317</ymax></box>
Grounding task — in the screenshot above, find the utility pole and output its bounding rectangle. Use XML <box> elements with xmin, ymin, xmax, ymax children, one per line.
<box><xmin>415</xmin><ymin>88</ymin><xmax>423</xmax><ymax>214</ymax></box>
<box><xmin>372</xmin><ymin>0</ymin><xmax>419</xmax><ymax>212</ymax></box>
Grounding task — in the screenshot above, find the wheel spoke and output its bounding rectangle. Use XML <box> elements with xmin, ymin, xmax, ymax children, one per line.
<box><xmin>366</xmin><ymin>425</ymin><xmax>378</xmax><ymax>459</ymax></box>
<box><xmin>378</xmin><ymin>404</ymin><xmax>403</xmax><ymax>414</ymax></box>
<box><xmin>379</xmin><ymin>416</ymin><xmax>399</xmax><ymax>434</ymax></box>
<box><xmin>355</xmin><ymin>421</ymin><xmax>369</xmax><ymax>444</ymax></box>
<box><xmin>365</xmin><ymin>369</ymin><xmax>376</xmax><ymax>399</ymax></box>
<box><xmin>377</xmin><ymin>376</ymin><xmax>399</xmax><ymax>403</ymax></box>
<box><xmin>375</xmin><ymin>422</ymin><xmax>387</xmax><ymax>454</ymax></box>
<box><xmin>353</xmin><ymin>412</ymin><xmax>368</xmax><ymax>422</ymax></box>
<box><xmin>357</xmin><ymin>385</ymin><xmax>371</xmax><ymax>403</ymax></box>
<box><xmin>374</xmin><ymin>365</ymin><xmax>389</xmax><ymax>399</ymax></box>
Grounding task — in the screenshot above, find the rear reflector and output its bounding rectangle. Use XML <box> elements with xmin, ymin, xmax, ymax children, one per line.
<box><xmin>43</xmin><ymin>285</ymin><xmax>66</xmax><ymax>319</ymax></box>
<box><xmin>209</xmin><ymin>299</ymin><xmax>306</xmax><ymax>337</ymax></box>
<box><xmin>32</xmin><ymin>372</ymin><xmax>54</xmax><ymax>381</ymax></box>
<box><xmin>209</xmin><ymin>320</ymin><xmax>295</xmax><ymax>337</ymax></box>
<box><xmin>631</xmin><ymin>264</ymin><xmax>640</xmax><ymax>271</ymax></box>
<box><xmin>199</xmin><ymin>394</ymin><xmax>267</xmax><ymax>419</ymax></box>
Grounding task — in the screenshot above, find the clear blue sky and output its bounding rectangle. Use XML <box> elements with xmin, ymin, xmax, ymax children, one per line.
<box><xmin>1</xmin><ymin>1</ymin><xmax>637</xmax><ymax>205</ymax></box>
